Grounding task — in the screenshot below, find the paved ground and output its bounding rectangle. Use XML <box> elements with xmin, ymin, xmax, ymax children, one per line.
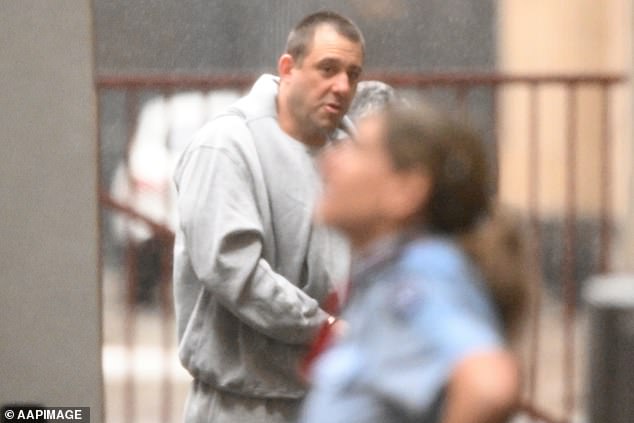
<box><xmin>515</xmin><ymin>292</ymin><xmax>590</xmax><ymax>422</ymax></box>
<box><xmin>102</xmin><ymin>268</ymin><xmax>189</xmax><ymax>423</ymax></box>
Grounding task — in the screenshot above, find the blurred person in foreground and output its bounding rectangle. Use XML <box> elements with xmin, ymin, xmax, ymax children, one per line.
<box><xmin>172</xmin><ymin>11</ymin><xmax>364</xmax><ymax>423</ymax></box>
<box><xmin>299</xmin><ymin>104</ymin><xmax>530</xmax><ymax>423</ymax></box>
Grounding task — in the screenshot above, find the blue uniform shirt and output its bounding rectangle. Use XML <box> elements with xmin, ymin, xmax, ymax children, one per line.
<box><xmin>299</xmin><ymin>235</ymin><xmax>505</xmax><ymax>423</ymax></box>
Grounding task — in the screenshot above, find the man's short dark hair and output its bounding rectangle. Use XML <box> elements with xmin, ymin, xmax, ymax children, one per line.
<box><xmin>285</xmin><ymin>11</ymin><xmax>365</xmax><ymax>65</ymax></box>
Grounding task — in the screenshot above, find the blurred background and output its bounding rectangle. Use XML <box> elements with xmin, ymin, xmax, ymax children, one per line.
<box><xmin>2</xmin><ymin>1</ymin><xmax>633</xmax><ymax>422</ymax></box>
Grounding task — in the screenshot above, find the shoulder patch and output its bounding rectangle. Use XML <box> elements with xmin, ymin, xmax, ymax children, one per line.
<box><xmin>389</xmin><ymin>278</ymin><xmax>426</xmax><ymax>321</ymax></box>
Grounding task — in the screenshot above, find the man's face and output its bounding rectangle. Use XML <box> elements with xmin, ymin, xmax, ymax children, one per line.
<box><xmin>285</xmin><ymin>25</ymin><xmax>364</xmax><ymax>141</ymax></box>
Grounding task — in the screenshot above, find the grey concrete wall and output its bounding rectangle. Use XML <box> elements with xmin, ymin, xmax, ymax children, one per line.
<box><xmin>0</xmin><ymin>1</ymin><xmax>102</xmax><ymax>420</ymax></box>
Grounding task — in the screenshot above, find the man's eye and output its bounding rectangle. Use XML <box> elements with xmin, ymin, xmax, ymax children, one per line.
<box><xmin>321</xmin><ymin>66</ymin><xmax>335</xmax><ymax>75</ymax></box>
<box><xmin>348</xmin><ymin>71</ymin><xmax>361</xmax><ymax>83</ymax></box>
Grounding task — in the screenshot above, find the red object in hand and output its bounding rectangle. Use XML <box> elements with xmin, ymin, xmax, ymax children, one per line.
<box><xmin>299</xmin><ymin>291</ymin><xmax>341</xmax><ymax>381</ymax></box>
<box><xmin>322</xmin><ymin>290</ymin><xmax>341</xmax><ymax>316</ymax></box>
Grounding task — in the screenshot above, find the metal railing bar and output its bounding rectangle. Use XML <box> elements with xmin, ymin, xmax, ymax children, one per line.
<box><xmin>526</xmin><ymin>82</ymin><xmax>543</xmax><ymax>409</ymax></box>
<box><xmin>95</xmin><ymin>72</ymin><xmax>627</xmax><ymax>89</ymax></box>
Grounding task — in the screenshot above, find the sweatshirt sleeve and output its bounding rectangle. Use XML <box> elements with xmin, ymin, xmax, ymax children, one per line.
<box><xmin>174</xmin><ymin>122</ymin><xmax>329</xmax><ymax>345</ymax></box>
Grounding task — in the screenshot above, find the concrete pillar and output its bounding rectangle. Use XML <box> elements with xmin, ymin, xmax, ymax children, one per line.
<box><xmin>0</xmin><ymin>1</ymin><xmax>102</xmax><ymax>421</ymax></box>
<box><xmin>584</xmin><ymin>275</ymin><xmax>634</xmax><ymax>423</ymax></box>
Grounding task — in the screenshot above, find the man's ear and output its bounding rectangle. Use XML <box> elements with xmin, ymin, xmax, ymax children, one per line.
<box><xmin>278</xmin><ymin>54</ymin><xmax>295</xmax><ymax>79</ymax></box>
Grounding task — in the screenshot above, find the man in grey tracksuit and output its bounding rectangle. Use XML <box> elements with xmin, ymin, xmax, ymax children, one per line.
<box><xmin>173</xmin><ymin>11</ymin><xmax>365</xmax><ymax>422</ymax></box>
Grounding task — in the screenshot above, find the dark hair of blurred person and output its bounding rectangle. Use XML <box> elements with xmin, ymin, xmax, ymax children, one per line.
<box><xmin>381</xmin><ymin>105</ymin><xmax>529</xmax><ymax>339</ymax></box>
<box><xmin>299</xmin><ymin>103</ymin><xmax>531</xmax><ymax>423</ymax></box>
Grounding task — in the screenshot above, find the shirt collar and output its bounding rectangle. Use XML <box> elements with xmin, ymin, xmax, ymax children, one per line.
<box><xmin>350</xmin><ymin>227</ymin><xmax>425</xmax><ymax>285</ymax></box>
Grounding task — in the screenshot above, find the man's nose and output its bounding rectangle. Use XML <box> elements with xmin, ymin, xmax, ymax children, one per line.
<box><xmin>331</xmin><ymin>72</ymin><xmax>351</xmax><ymax>96</ymax></box>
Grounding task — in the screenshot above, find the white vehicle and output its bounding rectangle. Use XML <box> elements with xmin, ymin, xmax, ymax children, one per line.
<box><xmin>111</xmin><ymin>89</ymin><xmax>241</xmax><ymax>244</ymax></box>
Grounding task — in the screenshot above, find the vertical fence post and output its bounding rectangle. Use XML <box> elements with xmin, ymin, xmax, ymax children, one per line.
<box><xmin>598</xmin><ymin>84</ymin><xmax>612</xmax><ymax>273</ymax></box>
<box><xmin>123</xmin><ymin>88</ymin><xmax>139</xmax><ymax>423</ymax></box>
<box><xmin>160</xmin><ymin>87</ymin><xmax>175</xmax><ymax>423</ymax></box>
<box><xmin>526</xmin><ymin>82</ymin><xmax>543</xmax><ymax>410</ymax></box>
<box><xmin>562</xmin><ymin>83</ymin><xmax>579</xmax><ymax>418</ymax></box>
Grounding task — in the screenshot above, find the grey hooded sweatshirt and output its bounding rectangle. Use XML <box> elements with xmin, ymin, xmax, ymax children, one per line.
<box><xmin>173</xmin><ymin>74</ymin><xmax>351</xmax><ymax>399</ymax></box>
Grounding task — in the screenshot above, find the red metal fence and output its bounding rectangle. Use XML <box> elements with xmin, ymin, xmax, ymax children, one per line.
<box><xmin>96</xmin><ymin>71</ymin><xmax>626</xmax><ymax>423</ymax></box>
